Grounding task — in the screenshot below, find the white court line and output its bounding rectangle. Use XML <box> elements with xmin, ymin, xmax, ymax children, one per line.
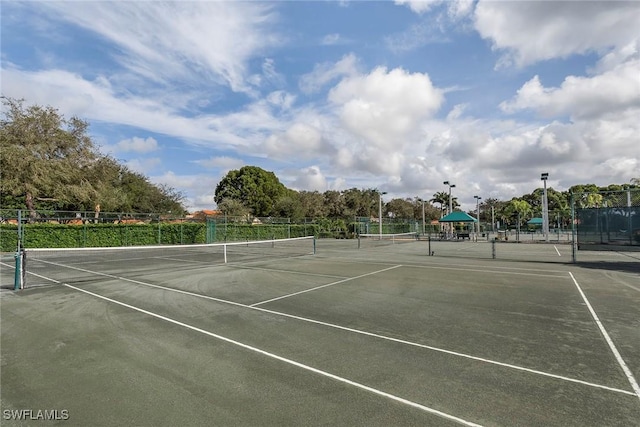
<box><xmin>569</xmin><ymin>272</ymin><xmax>640</xmax><ymax>402</ymax></box>
<box><xmin>314</xmin><ymin>256</ymin><xmax>569</xmax><ymax>276</ymax></box>
<box><xmin>553</xmin><ymin>246</ymin><xmax>561</xmax><ymax>256</ymax></box>
<box><xmin>250</xmin><ymin>265</ymin><xmax>403</xmax><ymax>307</ymax></box>
<box><xmin>24</xmin><ymin>260</ymin><xmax>636</xmax><ymax>397</ymax></box>
<box><xmin>26</xmin><ymin>270</ymin><xmax>483</xmax><ymax>427</ymax></box>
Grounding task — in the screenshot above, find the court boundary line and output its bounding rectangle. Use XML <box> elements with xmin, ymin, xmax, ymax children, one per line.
<box><xmin>568</xmin><ymin>272</ymin><xmax>640</xmax><ymax>402</ymax></box>
<box><xmin>24</xmin><ymin>271</ymin><xmax>484</xmax><ymax>427</ymax></box>
<box><xmin>250</xmin><ymin>265</ymin><xmax>402</xmax><ymax>307</ymax></box>
<box><xmin>311</xmin><ymin>256</ymin><xmax>570</xmax><ymax>276</ymax></box>
<box><xmin>22</xmin><ymin>260</ymin><xmax>637</xmax><ymax>397</ymax></box>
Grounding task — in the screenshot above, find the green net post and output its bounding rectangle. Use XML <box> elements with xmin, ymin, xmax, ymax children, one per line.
<box><xmin>13</xmin><ymin>249</ymin><xmax>22</xmax><ymax>290</ymax></box>
<box><xmin>313</xmin><ymin>237</ymin><xmax>316</xmax><ymax>255</ymax></box>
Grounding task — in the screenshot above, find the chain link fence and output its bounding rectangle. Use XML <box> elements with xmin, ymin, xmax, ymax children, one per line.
<box><xmin>572</xmin><ymin>189</ymin><xmax>640</xmax><ymax>251</ymax></box>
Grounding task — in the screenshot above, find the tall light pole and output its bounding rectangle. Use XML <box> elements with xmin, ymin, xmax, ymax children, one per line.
<box><xmin>541</xmin><ymin>173</ymin><xmax>549</xmax><ymax>242</ymax></box>
<box><xmin>474</xmin><ymin>195</ymin><xmax>482</xmax><ymax>239</ymax></box>
<box><xmin>444</xmin><ymin>181</ymin><xmax>455</xmax><ymax>237</ymax></box>
<box><xmin>418</xmin><ymin>198</ymin><xmax>426</xmax><ymax>235</ymax></box>
<box><xmin>378</xmin><ymin>191</ymin><xmax>387</xmax><ymax>240</ymax></box>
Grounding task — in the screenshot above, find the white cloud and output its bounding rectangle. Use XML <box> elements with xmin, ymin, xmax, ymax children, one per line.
<box><xmin>474</xmin><ymin>1</ymin><xmax>640</xmax><ymax>67</ymax></box>
<box><xmin>1</xmin><ymin>66</ymin><xmax>283</xmax><ymax>149</ymax></box>
<box><xmin>321</xmin><ymin>33</ymin><xmax>341</xmax><ymax>45</ymax></box>
<box><xmin>395</xmin><ymin>0</ymin><xmax>474</xmax><ymax>19</ymax></box>
<box><xmin>394</xmin><ymin>0</ymin><xmax>442</xmax><ymax>14</ymax></box>
<box><xmin>500</xmin><ymin>60</ymin><xmax>640</xmax><ymax>120</ymax></box>
<box><xmin>125</xmin><ymin>157</ymin><xmax>161</xmax><ymax>174</ymax></box>
<box><xmin>299</xmin><ymin>54</ymin><xmax>360</xmax><ymax>94</ymax></box>
<box><xmin>328</xmin><ymin>66</ymin><xmax>444</xmax><ymax>153</ymax></box>
<box><xmin>115</xmin><ymin>137</ymin><xmax>158</xmax><ymax>153</ymax></box>
<box><xmin>266</xmin><ymin>91</ymin><xmax>296</xmax><ymax>110</ymax></box>
<box><xmin>262</xmin><ymin>122</ymin><xmax>333</xmax><ymax>161</ymax></box>
<box><xmin>290</xmin><ymin>166</ymin><xmax>328</xmax><ymax>192</ymax></box>
<box><xmin>36</xmin><ymin>2</ymin><xmax>280</xmax><ymax>93</ymax></box>
<box><xmin>151</xmin><ymin>171</ymin><xmax>219</xmax><ymax>212</ymax></box>
<box><xmin>194</xmin><ymin>156</ymin><xmax>245</xmax><ymax>171</ymax></box>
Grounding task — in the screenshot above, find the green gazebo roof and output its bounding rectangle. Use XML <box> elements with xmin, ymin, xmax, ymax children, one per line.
<box><xmin>527</xmin><ymin>217</ymin><xmax>543</xmax><ymax>225</ymax></box>
<box><xmin>439</xmin><ymin>211</ymin><xmax>478</xmax><ymax>223</ymax></box>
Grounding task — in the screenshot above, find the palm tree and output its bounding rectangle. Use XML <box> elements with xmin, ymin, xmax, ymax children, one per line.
<box><xmin>506</xmin><ymin>198</ymin><xmax>532</xmax><ymax>241</ymax></box>
<box><xmin>430</xmin><ymin>191</ymin><xmax>448</xmax><ymax>217</ymax></box>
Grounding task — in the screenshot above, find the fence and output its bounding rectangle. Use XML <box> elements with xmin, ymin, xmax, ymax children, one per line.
<box><xmin>572</xmin><ymin>189</ymin><xmax>640</xmax><ymax>251</ymax></box>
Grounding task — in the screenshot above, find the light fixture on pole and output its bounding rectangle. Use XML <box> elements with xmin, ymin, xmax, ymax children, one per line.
<box><xmin>444</xmin><ymin>181</ymin><xmax>455</xmax><ymax>237</ymax></box>
<box><xmin>378</xmin><ymin>191</ymin><xmax>387</xmax><ymax>240</ymax></box>
<box><xmin>474</xmin><ymin>195</ymin><xmax>482</xmax><ymax>239</ymax></box>
<box><xmin>541</xmin><ymin>173</ymin><xmax>549</xmax><ymax>242</ymax></box>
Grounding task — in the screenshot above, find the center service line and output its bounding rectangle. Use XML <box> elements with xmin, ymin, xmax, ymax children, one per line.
<box><xmin>250</xmin><ymin>265</ymin><xmax>403</xmax><ymax>307</ymax></box>
<box><xmin>569</xmin><ymin>272</ymin><xmax>640</xmax><ymax>402</ymax></box>
<box><xmin>31</xmin><ymin>272</ymin><xmax>483</xmax><ymax>426</ymax></box>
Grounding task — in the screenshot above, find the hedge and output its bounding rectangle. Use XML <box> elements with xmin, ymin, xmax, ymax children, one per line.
<box><xmin>0</xmin><ymin>223</ymin><xmax>319</xmax><ymax>252</ymax></box>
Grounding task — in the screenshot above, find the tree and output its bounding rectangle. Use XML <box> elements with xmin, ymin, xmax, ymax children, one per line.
<box><xmin>0</xmin><ymin>97</ymin><xmax>186</xmax><ymax>215</ymax></box>
<box><xmin>297</xmin><ymin>191</ymin><xmax>327</xmax><ymax>218</ymax></box>
<box><xmin>273</xmin><ymin>191</ymin><xmax>305</xmax><ymax>221</ymax></box>
<box><xmin>386</xmin><ymin>198</ymin><xmax>415</xmax><ymax>219</ymax></box>
<box><xmin>430</xmin><ymin>191</ymin><xmax>448</xmax><ymax>216</ymax></box>
<box><xmin>1</xmin><ymin>97</ymin><xmax>100</xmax><ymax>217</ymax></box>
<box><xmin>323</xmin><ymin>190</ymin><xmax>346</xmax><ymax>218</ymax></box>
<box><xmin>217</xmin><ymin>198</ymin><xmax>250</xmax><ymax>219</ymax></box>
<box><xmin>214</xmin><ymin>166</ymin><xmax>288</xmax><ymax>217</ymax></box>
<box><xmin>505</xmin><ymin>198</ymin><xmax>532</xmax><ymax>238</ymax></box>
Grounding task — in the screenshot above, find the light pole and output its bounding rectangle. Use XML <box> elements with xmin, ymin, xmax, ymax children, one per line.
<box><xmin>541</xmin><ymin>173</ymin><xmax>549</xmax><ymax>242</ymax></box>
<box><xmin>444</xmin><ymin>181</ymin><xmax>455</xmax><ymax>237</ymax></box>
<box><xmin>474</xmin><ymin>195</ymin><xmax>482</xmax><ymax>239</ymax></box>
<box><xmin>418</xmin><ymin>198</ymin><xmax>425</xmax><ymax>235</ymax></box>
<box><xmin>378</xmin><ymin>191</ymin><xmax>387</xmax><ymax>240</ymax></box>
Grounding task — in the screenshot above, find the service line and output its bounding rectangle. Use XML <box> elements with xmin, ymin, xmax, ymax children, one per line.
<box><xmin>569</xmin><ymin>272</ymin><xmax>640</xmax><ymax>402</ymax></box>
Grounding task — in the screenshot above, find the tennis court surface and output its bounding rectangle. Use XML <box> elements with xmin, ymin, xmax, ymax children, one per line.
<box><xmin>1</xmin><ymin>238</ymin><xmax>639</xmax><ymax>426</ymax></box>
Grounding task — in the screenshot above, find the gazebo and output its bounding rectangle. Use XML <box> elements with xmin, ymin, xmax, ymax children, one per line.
<box><xmin>438</xmin><ymin>211</ymin><xmax>478</xmax><ymax>239</ymax></box>
<box><xmin>527</xmin><ymin>217</ymin><xmax>543</xmax><ymax>231</ymax></box>
<box><xmin>527</xmin><ymin>217</ymin><xmax>543</xmax><ymax>226</ymax></box>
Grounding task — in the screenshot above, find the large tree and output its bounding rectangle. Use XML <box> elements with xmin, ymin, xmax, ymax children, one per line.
<box><xmin>0</xmin><ymin>97</ymin><xmax>186</xmax><ymax>216</ymax></box>
<box><xmin>0</xmin><ymin>97</ymin><xmax>100</xmax><ymax>217</ymax></box>
<box><xmin>214</xmin><ymin>166</ymin><xmax>288</xmax><ymax>217</ymax></box>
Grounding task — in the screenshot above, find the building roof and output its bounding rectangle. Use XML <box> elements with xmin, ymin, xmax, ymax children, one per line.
<box><xmin>439</xmin><ymin>211</ymin><xmax>478</xmax><ymax>223</ymax></box>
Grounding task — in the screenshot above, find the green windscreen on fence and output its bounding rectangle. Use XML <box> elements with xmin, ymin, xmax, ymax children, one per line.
<box><xmin>574</xmin><ymin>189</ymin><xmax>640</xmax><ymax>251</ymax></box>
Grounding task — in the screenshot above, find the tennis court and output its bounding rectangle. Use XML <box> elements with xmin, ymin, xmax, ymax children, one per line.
<box><xmin>1</xmin><ymin>237</ymin><xmax>639</xmax><ymax>426</ymax></box>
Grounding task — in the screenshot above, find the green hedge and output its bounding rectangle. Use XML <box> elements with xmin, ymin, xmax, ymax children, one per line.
<box><xmin>0</xmin><ymin>223</ymin><xmax>318</xmax><ymax>251</ymax></box>
<box><xmin>213</xmin><ymin>224</ymin><xmax>318</xmax><ymax>241</ymax></box>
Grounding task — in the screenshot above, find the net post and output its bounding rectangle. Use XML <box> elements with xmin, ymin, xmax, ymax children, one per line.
<box><xmin>313</xmin><ymin>236</ymin><xmax>316</xmax><ymax>255</ymax></box>
<box><xmin>428</xmin><ymin>233</ymin><xmax>432</xmax><ymax>256</ymax></box>
<box><xmin>13</xmin><ymin>210</ymin><xmax>24</xmax><ymax>290</ymax></box>
<box><xmin>13</xmin><ymin>249</ymin><xmax>23</xmax><ymax>290</ymax></box>
<box><xmin>224</xmin><ymin>244</ymin><xmax>228</xmax><ymax>263</ymax></box>
<box><xmin>491</xmin><ymin>238</ymin><xmax>496</xmax><ymax>259</ymax></box>
<box><xmin>357</xmin><ymin>233</ymin><xmax>361</xmax><ymax>249</ymax></box>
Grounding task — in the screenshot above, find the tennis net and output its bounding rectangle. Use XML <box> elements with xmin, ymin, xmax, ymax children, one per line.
<box><xmin>357</xmin><ymin>232</ymin><xmax>418</xmax><ymax>248</ymax></box>
<box><xmin>19</xmin><ymin>236</ymin><xmax>315</xmax><ymax>289</ymax></box>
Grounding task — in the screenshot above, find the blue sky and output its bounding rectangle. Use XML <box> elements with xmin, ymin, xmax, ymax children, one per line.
<box><xmin>2</xmin><ymin>1</ymin><xmax>639</xmax><ymax>212</ymax></box>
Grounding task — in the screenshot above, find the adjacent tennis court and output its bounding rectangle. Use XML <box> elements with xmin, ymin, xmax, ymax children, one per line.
<box><xmin>1</xmin><ymin>237</ymin><xmax>639</xmax><ymax>426</ymax></box>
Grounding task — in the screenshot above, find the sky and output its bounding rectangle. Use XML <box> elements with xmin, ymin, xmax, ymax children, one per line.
<box><xmin>1</xmin><ymin>1</ymin><xmax>639</xmax><ymax>213</ymax></box>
